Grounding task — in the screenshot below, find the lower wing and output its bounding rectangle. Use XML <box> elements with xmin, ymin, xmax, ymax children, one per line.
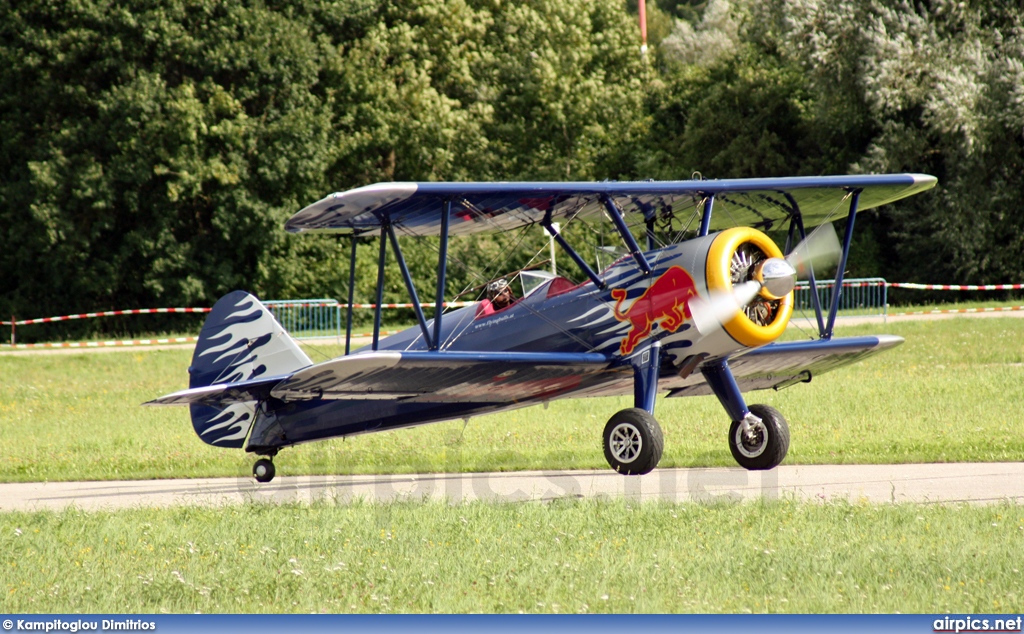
<box><xmin>146</xmin><ymin>351</ymin><xmax>624</xmax><ymax>407</ymax></box>
<box><xmin>664</xmin><ymin>335</ymin><xmax>904</xmax><ymax>397</ymax></box>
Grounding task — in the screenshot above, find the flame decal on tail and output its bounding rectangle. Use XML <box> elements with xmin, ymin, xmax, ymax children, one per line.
<box><xmin>187</xmin><ymin>291</ymin><xmax>312</xmax><ymax>448</ymax></box>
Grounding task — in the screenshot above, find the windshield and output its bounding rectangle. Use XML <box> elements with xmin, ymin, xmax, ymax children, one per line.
<box><xmin>596</xmin><ymin>245</ymin><xmax>629</xmax><ymax>273</ymax></box>
<box><xmin>519</xmin><ymin>270</ymin><xmax>557</xmax><ymax>297</ymax></box>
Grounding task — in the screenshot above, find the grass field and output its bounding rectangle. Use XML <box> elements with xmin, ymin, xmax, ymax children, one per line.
<box><xmin>2</xmin><ymin>315</ymin><xmax>1023</xmax><ymax>615</ymax></box>
<box><xmin>2</xmin><ymin>499</ymin><xmax>1021</xmax><ymax>613</ymax></box>
<box><xmin>0</xmin><ymin>316</ymin><xmax>1022</xmax><ymax>482</ymax></box>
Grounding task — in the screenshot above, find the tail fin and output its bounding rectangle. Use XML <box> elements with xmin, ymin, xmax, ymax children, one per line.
<box><xmin>188</xmin><ymin>291</ymin><xmax>312</xmax><ymax>448</ymax></box>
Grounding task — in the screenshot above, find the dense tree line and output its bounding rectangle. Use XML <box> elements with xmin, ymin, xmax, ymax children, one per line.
<box><xmin>1</xmin><ymin>0</ymin><xmax>1021</xmax><ymax>338</ymax></box>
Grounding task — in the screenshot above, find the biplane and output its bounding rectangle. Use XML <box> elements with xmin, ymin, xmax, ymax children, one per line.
<box><xmin>148</xmin><ymin>174</ymin><xmax>936</xmax><ymax>482</ymax></box>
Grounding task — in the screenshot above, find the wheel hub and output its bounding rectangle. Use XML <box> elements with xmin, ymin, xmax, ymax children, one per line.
<box><xmin>609</xmin><ymin>423</ymin><xmax>643</xmax><ymax>463</ymax></box>
<box><xmin>735</xmin><ymin>414</ymin><xmax>767</xmax><ymax>458</ymax></box>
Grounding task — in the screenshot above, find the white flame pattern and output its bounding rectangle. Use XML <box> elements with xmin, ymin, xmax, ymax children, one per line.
<box><xmin>191</xmin><ymin>293</ymin><xmax>311</xmax><ymax>448</ymax></box>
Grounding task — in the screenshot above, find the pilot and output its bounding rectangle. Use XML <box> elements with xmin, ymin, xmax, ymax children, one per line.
<box><xmin>487</xmin><ymin>278</ymin><xmax>516</xmax><ymax>310</ymax></box>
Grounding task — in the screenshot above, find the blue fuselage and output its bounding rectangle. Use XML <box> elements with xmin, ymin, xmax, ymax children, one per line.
<box><xmin>247</xmin><ymin>241</ymin><xmax>715</xmax><ymax>452</ymax></box>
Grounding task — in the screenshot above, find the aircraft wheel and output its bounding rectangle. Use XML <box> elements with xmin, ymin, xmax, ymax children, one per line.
<box><xmin>253</xmin><ymin>458</ymin><xmax>276</xmax><ymax>483</ymax></box>
<box><xmin>603</xmin><ymin>408</ymin><xmax>664</xmax><ymax>475</ymax></box>
<box><xmin>728</xmin><ymin>404</ymin><xmax>789</xmax><ymax>470</ymax></box>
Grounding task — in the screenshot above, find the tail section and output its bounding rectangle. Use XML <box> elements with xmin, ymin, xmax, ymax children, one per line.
<box><xmin>188</xmin><ymin>291</ymin><xmax>312</xmax><ymax>448</ymax></box>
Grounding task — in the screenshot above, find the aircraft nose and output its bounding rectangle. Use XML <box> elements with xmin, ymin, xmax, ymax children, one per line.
<box><xmin>754</xmin><ymin>258</ymin><xmax>797</xmax><ymax>300</ymax></box>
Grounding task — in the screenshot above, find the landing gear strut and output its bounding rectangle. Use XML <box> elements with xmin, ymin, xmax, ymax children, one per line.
<box><xmin>702</xmin><ymin>359</ymin><xmax>790</xmax><ymax>471</ymax></box>
<box><xmin>253</xmin><ymin>457</ymin><xmax>276</xmax><ymax>483</ymax></box>
<box><xmin>602</xmin><ymin>341</ymin><xmax>665</xmax><ymax>475</ymax></box>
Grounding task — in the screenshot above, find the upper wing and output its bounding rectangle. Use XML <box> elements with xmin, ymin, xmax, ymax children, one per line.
<box><xmin>285</xmin><ymin>175</ymin><xmax>936</xmax><ymax>237</ymax></box>
<box><xmin>663</xmin><ymin>335</ymin><xmax>905</xmax><ymax>398</ymax></box>
<box><xmin>146</xmin><ymin>350</ymin><xmax>624</xmax><ymax>408</ymax></box>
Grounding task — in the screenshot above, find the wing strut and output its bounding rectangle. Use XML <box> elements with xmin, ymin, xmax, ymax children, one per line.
<box><xmin>432</xmin><ymin>198</ymin><xmax>452</xmax><ymax>351</ymax></box>
<box><xmin>786</xmin><ymin>189</ymin><xmax>863</xmax><ymax>340</ymax></box>
<box><xmin>344</xmin><ymin>236</ymin><xmax>358</xmax><ymax>355</ymax></box>
<box><xmin>602</xmin><ymin>195</ymin><xmax>652</xmax><ymax>275</ymax></box>
<box><xmin>372</xmin><ymin>224</ymin><xmax>387</xmax><ymax>350</ymax></box>
<box><xmin>542</xmin><ymin>218</ymin><xmax>606</xmax><ymax>290</ymax></box>
<box><xmin>824</xmin><ymin>189</ymin><xmax>861</xmax><ymax>338</ymax></box>
<box><xmin>387</xmin><ymin>224</ymin><xmax>433</xmax><ymax>349</ymax></box>
<box><xmin>698</xmin><ymin>194</ymin><xmax>715</xmax><ymax>237</ymax></box>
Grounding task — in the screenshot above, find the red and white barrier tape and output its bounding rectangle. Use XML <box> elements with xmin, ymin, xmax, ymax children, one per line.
<box><xmin>1</xmin><ymin>337</ymin><xmax>201</xmax><ymax>349</ymax></box>
<box><xmin>800</xmin><ymin>282</ymin><xmax>885</xmax><ymax>288</ymax></box>
<box><xmin>796</xmin><ymin>281</ymin><xmax>1024</xmax><ymax>290</ymax></box>
<box><xmin>3</xmin><ymin>307</ymin><xmax>210</xmax><ymax>326</ymax></box>
<box><xmin>0</xmin><ymin>330</ymin><xmax>405</xmax><ymax>350</ymax></box>
<box><xmin>888</xmin><ymin>283</ymin><xmax>1024</xmax><ymax>291</ymax></box>
<box><xmin>889</xmin><ymin>305</ymin><xmax>1024</xmax><ymax>317</ymax></box>
<box><xmin>1</xmin><ymin>302</ymin><xmax>478</xmax><ymax>326</ymax></box>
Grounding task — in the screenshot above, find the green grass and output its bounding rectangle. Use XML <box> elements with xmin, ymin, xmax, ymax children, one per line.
<box><xmin>1</xmin><ymin>316</ymin><xmax>1022</xmax><ymax>482</ymax></box>
<box><xmin>2</xmin><ymin>499</ymin><xmax>1022</xmax><ymax>613</ymax></box>
<box><xmin>887</xmin><ymin>298</ymin><xmax>1024</xmax><ymax>314</ymax></box>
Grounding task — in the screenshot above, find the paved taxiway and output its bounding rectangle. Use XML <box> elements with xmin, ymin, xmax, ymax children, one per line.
<box><xmin>2</xmin><ymin>463</ymin><xmax>1022</xmax><ymax>511</ymax></box>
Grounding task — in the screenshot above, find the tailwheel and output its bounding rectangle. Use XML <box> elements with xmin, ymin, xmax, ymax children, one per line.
<box><xmin>602</xmin><ymin>408</ymin><xmax>664</xmax><ymax>475</ymax></box>
<box><xmin>253</xmin><ymin>458</ymin><xmax>276</xmax><ymax>483</ymax></box>
<box><xmin>728</xmin><ymin>403</ymin><xmax>789</xmax><ymax>470</ymax></box>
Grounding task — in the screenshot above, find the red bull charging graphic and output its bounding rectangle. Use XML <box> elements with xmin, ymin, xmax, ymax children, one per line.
<box><xmin>610</xmin><ymin>265</ymin><xmax>698</xmax><ymax>356</ymax></box>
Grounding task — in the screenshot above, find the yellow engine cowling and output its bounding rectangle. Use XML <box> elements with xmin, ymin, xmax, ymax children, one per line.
<box><xmin>705</xmin><ymin>227</ymin><xmax>794</xmax><ymax>348</ymax></box>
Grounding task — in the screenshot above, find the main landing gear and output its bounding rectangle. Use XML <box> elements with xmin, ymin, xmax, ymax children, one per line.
<box><xmin>728</xmin><ymin>403</ymin><xmax>789</xmax><ymax>470</ymax></box>
<box><xmin>602</xmin><ymin>342</ymin><xmax>664</xmax><ymax>475</ymax></box>
<box><xmin>598</xmin><ymin>349</ymin><xmax>790</xmax><ymax>475</ymax></box>
<box><xmin>704</xmin><ymin>359</ymin><xmax>789</xmax><ymax>470</ymax></box>
<box><xmin>603</xmin><ymin>408</ymin><xmax>664</xmax><ymax>475</ymax></box>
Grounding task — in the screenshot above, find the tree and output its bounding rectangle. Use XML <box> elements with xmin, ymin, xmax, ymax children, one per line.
<box><xmin>0</xmin><ymin>0</ymin><xmax>343</xmax><ymax>337</ymax></box>
<box><xmin>0</xmin><ymin>0</ymin><xmax>650</xmax><ymax>339</ymax></box>
<box><xmin>745</xmin><ymin>0</ymin><xmax>1024</xmax><ymax>288</ymax></box>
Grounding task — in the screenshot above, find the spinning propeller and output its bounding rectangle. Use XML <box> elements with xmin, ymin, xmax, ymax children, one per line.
<box><xmin>689</xmin><ymin>223</ymin><xmax>842</xmax><ymax>336</ymax></box>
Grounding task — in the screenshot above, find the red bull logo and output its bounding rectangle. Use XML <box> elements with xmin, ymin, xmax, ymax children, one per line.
<box><xmin>611</xmin><ymin>266</ymin><xmax>698</xmax><ymax>356</ymax></box>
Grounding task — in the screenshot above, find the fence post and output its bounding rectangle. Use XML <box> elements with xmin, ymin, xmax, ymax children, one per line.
<box><xmin>883</xmin><ymin>281</ymin><xmax>888</xmax><ymax>324</ymax></box>
<box><xmin>10</xmin><ymin>316</ymin><xmax>14</xmax><ymax>345</ymax></box>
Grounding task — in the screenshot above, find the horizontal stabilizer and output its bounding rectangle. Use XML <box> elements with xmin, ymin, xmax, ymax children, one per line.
<box><xmin>144</xmin><ymin>375</ymin><xmax>289</xmax><ymax>408</ymax></box>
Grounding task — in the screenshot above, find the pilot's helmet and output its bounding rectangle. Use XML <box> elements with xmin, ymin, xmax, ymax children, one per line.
<box><xmin>486</xmin><ymin>278</ymin><xmax>509</xmax><ymax>299</ymax></box>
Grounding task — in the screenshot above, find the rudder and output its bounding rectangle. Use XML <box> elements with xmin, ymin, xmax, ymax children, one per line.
<box><xmin>188</xmin><ymin>291</ymin><xmax>312</xmax><ymax>448</ymax></box>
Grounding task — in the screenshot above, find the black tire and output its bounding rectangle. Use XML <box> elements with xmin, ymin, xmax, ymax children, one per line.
<box><xmin>602</xmin><ymin>408</ymin><xmax>664</xmax><ymax>475</ymax></box>
<box><xmin>253</xmin><ymin>458</ymin><xmax>276</xmax><ymax>483</ymax></box>
<box><xmin>728</xmin><ymin>403</ymin><xmax>789</xmax><ymax>470</ymax></box>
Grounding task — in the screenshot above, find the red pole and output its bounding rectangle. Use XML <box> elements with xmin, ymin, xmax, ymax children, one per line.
<box><xmin>639</xmin><ymin>0</ymin><xmax>648</xmax><ymax>56</ymax></box>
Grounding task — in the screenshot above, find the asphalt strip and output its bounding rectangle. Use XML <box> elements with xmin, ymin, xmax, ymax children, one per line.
<box><xmin>2</xmin><ymin>463</ymin><xmax>1023</xmax><ymax>511</ymax></box>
